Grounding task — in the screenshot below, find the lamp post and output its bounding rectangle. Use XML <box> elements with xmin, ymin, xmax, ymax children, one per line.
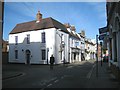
<box><xmin>100</xmin><ymin>42</ymin><xmax>102</xmax><ymax>66</ymax></box>
<box><xmin>47</xmin><ymin>48</ymin><xmax>49</xmax><ymax>64</ymax></box>
<box><xmin>96</xmin><ymin>35</ymin><xmax>98</xmax><ymax>78</ymax></box>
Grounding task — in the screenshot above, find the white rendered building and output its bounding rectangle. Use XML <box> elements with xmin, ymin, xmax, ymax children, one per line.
<box><xmin>9</xmin><ymin>11</ymin><xmax>69</xmax><ymax>64</ymax></box>
<box><xmin>64</xmin><ymin>23</ymin><xmax>81</xmax><ymax>63</ymax></box>
<box><xmin>85</xmin><ymin>38</ymin><xmax>96</xmax><ymax>61</ymax></box>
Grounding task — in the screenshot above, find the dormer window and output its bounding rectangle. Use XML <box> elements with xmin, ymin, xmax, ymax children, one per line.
<box><xmin>41</xmin><ymin>32</ymin><xmax>46</xmax><ymax>43</ymax></box>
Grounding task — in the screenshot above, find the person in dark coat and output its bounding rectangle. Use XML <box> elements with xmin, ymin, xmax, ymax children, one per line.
<box><xmin>50</xmin><ymin>55</ymin><xmax>55</xmax><ymax>70</ymax></box>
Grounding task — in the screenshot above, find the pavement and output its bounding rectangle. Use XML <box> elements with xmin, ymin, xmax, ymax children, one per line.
<box><xmin>2</xmin><ymin>60</ymin><xmax>120</xmax><ymax>88</ymax></box>
<box><xmin>86</xmin><ymin>61</ymin><xmax>120</xmax><ymax>88</ymax></box>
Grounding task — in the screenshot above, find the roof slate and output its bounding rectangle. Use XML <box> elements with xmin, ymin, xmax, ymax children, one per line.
<box><xmin>10</xmin><ymin>17</ymin><xmax>80</xmax><ymax>40</ymax></box>
<box><xmin>10</xmin><ymin>17</ymin><xmax>67</xmax><ymax>34</ymax></box>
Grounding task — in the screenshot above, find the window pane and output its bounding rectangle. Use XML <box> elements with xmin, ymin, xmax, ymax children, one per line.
<box><xmin>75</xmin><ymin>42</ymin><xmax>79</xmax><ymax>46</ymax></box>
<box><xmin>42</xmin><ymin>50</ymin><xmax>46</xmax><ymax>60</ymax></box>
<box><xmin>41</xmin><ymin>32</ymin><xmax>46</xmax><ymax>43</ymax></box>
<box><xmin>27</xmin><ymin>34</ymin><xmax>30</xmax><ymax>44</ymax></box>
<box><xmin>15</xmin><ymin>50</ymin><xmax>18</xmax><ymax>59</ymax></box>
<box><xmin>15</xmin><ymin>36</ymin><xmax>18</xmax><ymax>45</ymax></box>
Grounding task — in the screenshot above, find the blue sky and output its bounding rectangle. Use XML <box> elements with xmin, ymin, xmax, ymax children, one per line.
<box><xmin>3</xmin><ymin>2</ymin><xmax>107</xmax><ymax>40</ymax></box>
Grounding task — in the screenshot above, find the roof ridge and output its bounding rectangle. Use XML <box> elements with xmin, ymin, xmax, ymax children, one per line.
<box><xmin>17</xmin><ymin>17</ymin><xmax>53</xmax><ymax>25</ymax></box>
<box><xmin>48</xmin><ymin>17</ymin><xmax>56</xmax><ymax>28</ymax></box>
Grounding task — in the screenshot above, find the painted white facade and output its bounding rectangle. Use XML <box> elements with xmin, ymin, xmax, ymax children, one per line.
<box><xmin>80</xmin><ymin>35</ymin><xmax>85</xmax><ymax>61</ymax></box>
<box><xmin>9</xmin><ymin>28</ymin><xmax>69</xmax><ymax>64</ymax></box>
<box><xmin>66</xmin><ymin>27</ymin><xmax>81</xmax><ymax>63</ymax></box>
<box><xmin>8</xmin><ymin>11</ymin><xmax>96</xmax><ymax>65</ymax></box>
<box><xmin>85</xmin><ymin>38</ymin><xmax>96</xmax><ymax>61</ymax></box>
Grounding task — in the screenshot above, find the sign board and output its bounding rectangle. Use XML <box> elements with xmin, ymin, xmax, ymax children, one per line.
<box><xmin>99</xmin><ymin>33</ymin><xmax>107</xmax><ymax>40</ymax></box>
<box><xmin>99</xmin><ymin>27</ymin><xmax>108</xmax><ymax>34</ymax></box>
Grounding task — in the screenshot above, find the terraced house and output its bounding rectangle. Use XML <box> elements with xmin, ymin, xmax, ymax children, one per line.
<box><xmin>85</xmin><ymin>38</ymin><xmax>96</xmax><ymax>61</ymax></box>
<box><xmin>64</xmin><ymin>23</ymin><xmax>81</xmax><ymax>63</ymax></box>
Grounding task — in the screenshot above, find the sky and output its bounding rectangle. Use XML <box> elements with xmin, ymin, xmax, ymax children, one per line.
<box><xmin>3</xmin><ymin>2</ymin><xmax>107</xmax><ymax>40</ymax></box>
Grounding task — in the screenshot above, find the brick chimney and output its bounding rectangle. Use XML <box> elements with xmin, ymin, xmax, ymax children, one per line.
<box><xmin>64</xmin><ymin>23</ymin><xmax>71</xmax><ymax>28</ymax></box>
<box><xmin>71</xmin><ymin>25</ymin><xmax>76</xmax><ymax>32</ymax></box>
<box><xmin>36</xmin><ymin>11</ymin><xmax>42</xmax><ymax>23</ymax></box>
<box><xmin>81</xmin><ymin>30</ymin><xmax>85</xmax><ymax>36</ymax></box>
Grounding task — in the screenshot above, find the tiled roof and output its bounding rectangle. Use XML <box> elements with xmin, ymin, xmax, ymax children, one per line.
<box><xmin>10</xmin><ymin>17</ymin><xmax>68</xmax><ymax>34</ymax></box>
<box><xmin>68</xmin><ymin>31</ymin><xmax>80</xmax><ymax>40</ymax></box>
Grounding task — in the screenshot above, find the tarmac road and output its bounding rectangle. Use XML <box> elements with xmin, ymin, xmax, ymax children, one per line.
<box><xmin>2</xmin><ymin>60</ymin><xmax>120</xmax><ymax>89</ymax></box>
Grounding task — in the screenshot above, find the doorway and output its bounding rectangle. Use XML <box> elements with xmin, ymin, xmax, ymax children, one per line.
<box><xmin>26</xmin><ymin>50</ymin><xmax>31</xmax><ymax>64</ymax></box>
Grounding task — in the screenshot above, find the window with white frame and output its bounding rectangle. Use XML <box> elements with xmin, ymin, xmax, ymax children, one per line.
<box><xmin>27</xmin><ymin>34</ymin><xmax>30</xmax><ymax>44</ymax></box>
<box><xmin>72</xmin><ymin>39</ymin><xmax>73</xmax><ymax>46</ymax></box>
<box><xmin>15</xmin><ymin>36</ymin><xmax>18</xmax><ymax>45</ymax></box>
<box><xmin>41</xmin><ymin>32</ymin><xmax>46</xmax><ymax>43</ymax></box>
<box><xmin>61</xmin><ymin>34</ymin><xmax>64</xmax><ymax>41</ymax></box>
<box><xmin>75</xmin><ymin>42</ymin><xmax>79</xmax><ymax>47</ymax></box>
<box><xmin>15</xmin><ymin>50</ymin><xmax>18</xmax><ymax>59</ymax></box>
<box><xmin>41</xmin><ymin>49</ymin><xmax>46</xmax><ymax>60</ymax></box>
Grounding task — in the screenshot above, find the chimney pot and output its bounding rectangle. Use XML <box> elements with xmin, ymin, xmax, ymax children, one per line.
<box><xmin>71</xmin><ymin>25</ymin><xmax>76</xmax><ymax>31</ymax></box>
<box><xmin>36</xmin><ymin>10</ymin><xmax>42</xmax><ymax>23</ymax></box>
<box><xmin>64</xmin><ymin>23</ymin><xmax>71</xmax><ymax>28</ymax></box>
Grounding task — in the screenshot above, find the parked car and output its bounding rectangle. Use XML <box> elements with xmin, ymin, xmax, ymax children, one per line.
<box><xmin>103</xmin><ymin>56</ymin><xmax>108</xmax><ymax>62</ymax></box>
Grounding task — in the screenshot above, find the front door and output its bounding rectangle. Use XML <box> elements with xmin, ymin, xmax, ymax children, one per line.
<box><xmin>26</xmin><ymin>50</ymin><xmax>31</xmax><ymax>64</ymax></box>
<box><xmin>74</xmin><ymin>53</ymin><xmax>76</xmax><ymax>61</ymax></box>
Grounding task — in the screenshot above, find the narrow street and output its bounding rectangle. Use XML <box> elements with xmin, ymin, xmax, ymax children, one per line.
<box><xmin>1</xmin><ymin>1</ymin><xmax>120</xmax><ymax>90</ymax></box>
<box><xmin>2</xmin><ymin>60</ymin><xmax>119</xmax><ymax>88</ymax></box>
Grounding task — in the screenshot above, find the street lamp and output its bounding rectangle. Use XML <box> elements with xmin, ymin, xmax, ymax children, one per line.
<box><xmin>96</xmin><ymin>35</ymin><xmax>98</xmax><ymax>78</ymax></box>
<box><xmin>100</xmin><ymin>42</ymin><xmax>103</xmax><ymax>66</ymax></box>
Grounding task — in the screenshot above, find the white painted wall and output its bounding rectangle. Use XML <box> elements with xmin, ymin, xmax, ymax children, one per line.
<box><xmin>9</xmin><ymin>28</ymin><xmax>54</xmax><ymax>64</ymax></box>
<box><xmin>9</xmin><ymin>28</ymin><xmax>69</xmax><ymax>64</ymax></box>
<box><xmin>54</xmin><ymin>29</ymin><xmax>69</xmax><ymax>64</ymax></box>
<box><xmin>85</xmin><ymin>39</ymin><xmax>96</xmax><ymax>60</ymax></box>
<box><xmin>66</xmin><ymin>28</ymin><xmax>81</xmax><ymax>63</ymax></box>
<box><xmin>69</xmin><ymin>36</ymin><xmax>81</xmax><ymax>62</ymax></box>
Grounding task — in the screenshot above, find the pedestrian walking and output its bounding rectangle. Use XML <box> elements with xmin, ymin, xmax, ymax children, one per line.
<box><xmin>50</xmin><ymin>55</ymin><xmax>55</xmax><ymax>70</ymax></box>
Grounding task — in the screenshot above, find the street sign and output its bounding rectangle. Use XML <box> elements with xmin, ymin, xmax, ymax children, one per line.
<box><xmin>99</xmin><ymin>33</ymin><xmax>107</xmax><ymax>40</ymax></box>
<box><xmin>99</xmin><ymin>27</ymin><xmax>108</xmax><ymax>34</ymax></box>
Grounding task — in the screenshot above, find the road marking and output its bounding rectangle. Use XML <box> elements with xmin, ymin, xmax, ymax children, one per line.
<box><xmin>86</xmin><ymin>64</ymin><xmax>96</xmax><ymax>79</ymax></box>
<box><xmin>47</xmin><ymin>83</ymin><xmax>52</xmax><ymax>87</ymax></box>
<box><xmin>67</xmin><ymin>66</ymin><xmax>73</xmax><ymax>69</ymax></box>
<box><xmin>54</xmin><ymin>80</ymin><xmax>59</xmax><ymax>83</ymax></box>
<box><xmin>51</xmin><ymin>77</ymin><xmax>57</xmax><ymax>81</ymax></box>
